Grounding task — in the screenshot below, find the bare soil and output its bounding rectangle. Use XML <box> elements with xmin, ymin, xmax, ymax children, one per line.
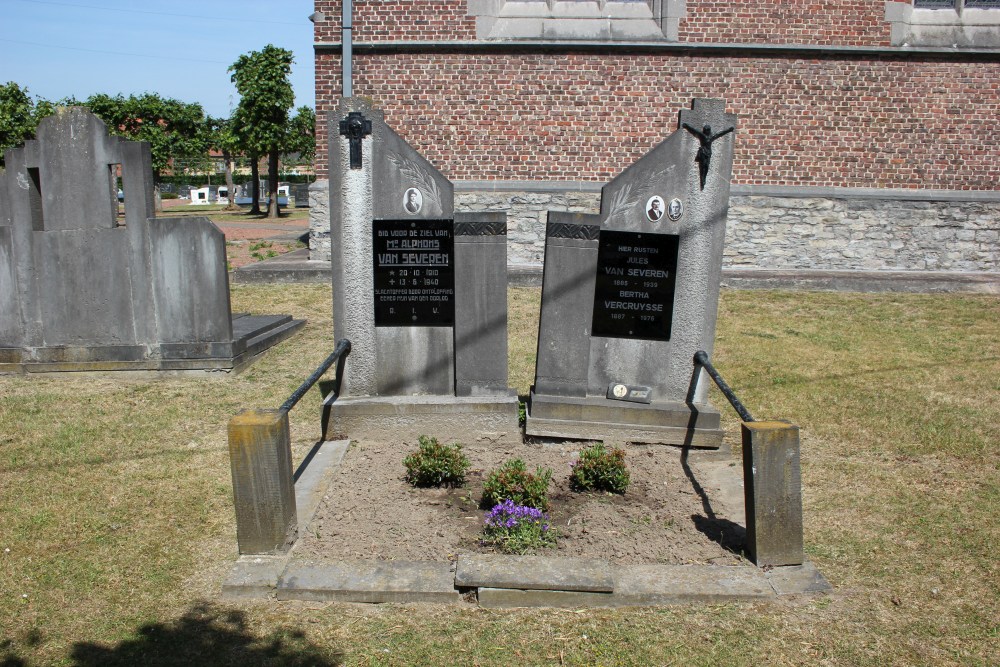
<box><xmin>296</xmin><ymin>440</ymin><xmax>749</xmax><ymax>565</ymax></box>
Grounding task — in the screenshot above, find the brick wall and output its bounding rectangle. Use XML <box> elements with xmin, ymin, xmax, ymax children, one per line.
<box><xmin>313</xmin><ymin>0</ymin><xmax>476</xmax><ymax>43</ymax></box>
<box><xmin>315</xmin><ymin>51</ymin><xmax>1000</xmax><ymax>190</ymax></box>
<box><xmin>678</xmin><ymin>1</ymin><xmax>892</xmax><ymax>46</ymax></box>
<box><xmin>315</xmin><ymin>1</ymin><xmax>898</xmax><ymax>46</ymax></box>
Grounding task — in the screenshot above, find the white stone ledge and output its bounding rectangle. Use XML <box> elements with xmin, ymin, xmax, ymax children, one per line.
<box><xmin>316</xmin><ymin>39</ymin><xmax>1000</xmax><ymax>56</ymax></box>
<box><xmin>731</xmin><ymin>184</ymin><xmax>1000</xmax><ymax>203</ymax></box>
<box><xmin>468</xmin><ymin>0</ymin><xmax>668</xmax><ymax>40</ymax></box>
<box><xmin>452</xmin><ymin>181</ymin><xmax>1000</xmax><ymax>202</ymax></box>
<box><xmin>886</xmin><ymin>2</ymin><xmax>1000</xmax><ymax>47</ymax></box>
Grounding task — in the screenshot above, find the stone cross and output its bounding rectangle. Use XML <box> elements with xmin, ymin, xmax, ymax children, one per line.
<box><xmin>339</xmin><ymin>111</ymin><xmax>372</xmax><ymax>169</ymax></box>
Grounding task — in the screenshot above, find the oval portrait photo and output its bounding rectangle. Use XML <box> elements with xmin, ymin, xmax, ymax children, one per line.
<box><xmin>668</xmin><ymin>197</ymin><xmax>683</xmax><ymax>221</ymax></box>
<box><xmin>645</xmin><ymin>195</ymin><xmax>665</xmax><ymax>222</ymax></box>
<box><xmin>403</xmin><ymin>188</ymin><xmax>422</xmax><ymax>215</ymax></box>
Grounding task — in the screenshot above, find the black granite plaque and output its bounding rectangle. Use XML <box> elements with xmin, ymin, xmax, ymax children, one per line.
<box><xmin>591</xmin><ymin>230</ymin><xmax>679</xmax><ymax>340</ymax></box>
<box><xmin>373</xmin><ymin>219</ymin><xmax>455</xmax><ymax>326</ymax></box>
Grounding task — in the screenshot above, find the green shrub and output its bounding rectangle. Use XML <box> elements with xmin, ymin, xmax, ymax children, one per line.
<box><xmin>160</xmin><ymin>192</ymin><xmax>179</xmax><ymax>200</ymax></box>
<box><xmin>569</xmin><ymin>443</ymin><xmax>630</xmax><ymax>494</ymax></box>
<box><xmin>481</xmin><ymin>458</ymin><xmax>552</xmax><ymax>511</ymax></box>
<box><xmin>403</xmin><ymin>435</ymin><xmax>470</xmax><ymax>488</ymax></box>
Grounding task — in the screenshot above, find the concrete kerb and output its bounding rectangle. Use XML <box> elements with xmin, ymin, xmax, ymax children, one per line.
<box><xmin>222</xmin><ymin>438</ymin><xmax>349</xmax><ymax>599</ymax></box>
<box><xmin>221</xmin><ymin>437</ymin><xmax>831</xmax><ymax>607</ymax></box>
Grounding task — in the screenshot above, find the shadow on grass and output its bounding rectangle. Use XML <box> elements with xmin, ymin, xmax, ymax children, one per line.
<box><xmin>1</xmin><ymin>646</ymin><xmax>27</xmax><ymax>667</ymax></box>
<box><xmin>69</xmin><ymin>603</ymin><xmax>343</xmax><ymax>666</ymax></box>
<box><xmin>3</xmin><ymin>625</ymin><xmax>42</xmax><ymax>665</ymax></box>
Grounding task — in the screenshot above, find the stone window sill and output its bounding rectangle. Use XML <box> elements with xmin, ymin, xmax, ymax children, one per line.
<box><xmin>468</xmin><ymin>0</ymin><xmax>686</xmax><ymax>41</ymax></box>
<box><xmin>886</xmin><ymin>2</ymin><xmax>1000</xmax><ymax>48</ymax></box>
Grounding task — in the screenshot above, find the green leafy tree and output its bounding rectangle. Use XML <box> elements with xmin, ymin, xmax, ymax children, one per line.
<box><xmin>229</xmin><ymin>106</ymin><xmax>263</xmax><ymax>214</ymax></box>
<box><xmin>285</xmin><ymin>105</ymin><xmax>316</xmax><ymax>169</ymax></box>
<box><xmin>32</xmin><ymin>97</ymin><xmax>63</xmax><ymax>122</ymax></box>
<box><xmin>84</xmin><ymin>93</ymin><xmax>209</xmax><ymax>182</ymax></box>
<box><xmin>205</xmin><ymin>115</ymin><xmax>239</xmax><ymax>207</ymax></box>
<box><xmin>0</xmin><ymin>82</ymin><xmax>39</xmax><ymax>167</ymax></box>
<box><xmin>228</xmin><ymin>45</ymin><xmax>295</xmax><ymax>218</ymax></box>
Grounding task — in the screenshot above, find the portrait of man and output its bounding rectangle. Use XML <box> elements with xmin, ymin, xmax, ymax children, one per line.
<box><xmin>646</xmin><ymin>196</ymin><xmax>665</xmax><ymax>222</ymax></box>
<box><xmin>668</xmin><ymin>198</ymin><xmax>683</xmax><ymax>221</ymax></box>
<box><xmin>404</xmin><ymin>188</ymin><xmax>422</xmax><ymax>214</ymax></box>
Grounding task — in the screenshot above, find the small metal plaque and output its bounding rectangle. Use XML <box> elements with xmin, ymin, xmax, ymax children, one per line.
<box><xmin>373</xmin><ymin>219</ymin><xmax>455</xmax><ymax>326</ymax></box>
<box><xmin>606</xmin><ymin>383</ymin><xmax>653</xmax><ymax>404</ymax></box>
<box><xmin>591</xmin><ymin>230</ymin><xmax>679</xmax><ymax>341</ymax></box>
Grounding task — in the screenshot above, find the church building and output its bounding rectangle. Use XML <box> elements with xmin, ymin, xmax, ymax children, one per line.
<box><xmin>310</xmin><ymin>1</ymin><xmax>999</xmax><ymax>285</ymax></box>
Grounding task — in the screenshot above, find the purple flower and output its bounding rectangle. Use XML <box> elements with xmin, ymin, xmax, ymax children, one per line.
<box><xmin>484</xmin><ymin>500</ymin><xmax>550</xmax><ymax>531</ymax></box>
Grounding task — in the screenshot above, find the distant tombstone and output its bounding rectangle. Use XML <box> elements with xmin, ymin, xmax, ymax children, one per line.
<box><xmin>526</xmin><ymin>99</ymin><xmax>737</xmax><ymax>447</ymax></box>
<box><xmin>190</xmin><ymin>186</ymin><xmax>211</xmax><ymax>204</ymax></box>
<box><xmin>292</xmin><ymin>183</ymin><xmax>310</xmax><ymax>207</ymax></box>
<box><xmin>324</xmin><ymin>98</ymin><xmax>518</xmax><ymax>443</ymax></box>
<box><xmin>0</xmin><ymin>107</ymin><xmax>304</xmax><ymax>374</ymax></box>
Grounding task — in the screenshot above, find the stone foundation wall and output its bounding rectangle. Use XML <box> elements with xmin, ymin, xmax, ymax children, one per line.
<box><xmin>309</xmin><ymin>181</ymin><xmax>331</xmax><ymax>262</ymax></box>
<box><xmin>455</xmin><ymin>189</ymin><xmax>602</xmax><ymax>266</ymax></box>
<box><xmin>726</xmin><ymin>195</ymin><xmax>999</xmax><ymax>272</ymax></box>
<box><xmin>309</xmin><ymin>181</ymin><xmax>999</xmax><ymax>273</ymax></box>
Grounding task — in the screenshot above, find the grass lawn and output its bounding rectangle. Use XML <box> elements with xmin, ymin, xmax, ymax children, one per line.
<box><xmin>124</xmin><ymin>202</ymin><xmax>310</xmax><ymax>224</ymax></box>
<box><xmin>1</xmin><ymin>286</ymin><xmax>998</xmax><ymax>666</ymax></box>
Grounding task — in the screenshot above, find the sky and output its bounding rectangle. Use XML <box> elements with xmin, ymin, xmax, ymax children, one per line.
<box><xmin>0</xmin><ymin>0</ymin><xmax>316</xmax><ymax>118</ymax></box>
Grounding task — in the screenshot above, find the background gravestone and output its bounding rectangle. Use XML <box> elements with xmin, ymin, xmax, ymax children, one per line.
<box><xmin>324</xmin><ymin>98</ymin><xmax>518</xmax><ymax>443</ymax></box>
<box><xmin>526</xmin><ymin>99</ymin><xmax>737</xmax><ymax>447</ymax></box>
<box><xmin>293</xmin><ymin>183</ymin><xmax>310</xmax><ymax>208</ymax></box>
<box><xmin>0</xmin><ymin>107</ymin><xmax>303</xmax><ymax>374</ymax></box>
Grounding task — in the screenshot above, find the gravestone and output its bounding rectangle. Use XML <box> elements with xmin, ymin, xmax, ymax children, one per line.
<box><xmin>293</xmin><ymin>183</ymin><xmax>310</xmax><ymax>208</ymax></box>
<box><xmin>324</xmin><ymin>98</ymin><xmax>518</xmax><ymax>443</ymax></box>
<box><xmin>0</xmin><ymin>107</ymin><xmax>304</xmax><ymax>374</ymax></box>
<box><xmin>526</xmin><ymin>99</ymin><xmax>737</xmax><ymax>447</ymax></box>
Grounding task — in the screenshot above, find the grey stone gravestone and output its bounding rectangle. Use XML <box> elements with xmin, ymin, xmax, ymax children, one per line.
<box><xmin>526</xmin><ymin>99</ymin><xmax>737</xmax><ymax>447</ymax></box>
<box><xmin>0</xmin><ymin>107</ymin><xmax>304</xmax><ymax>374</ymax></box>
<box><xmin>324</xmin><ymin>98</ymin><xmax>518</xmax><ymax>443</ymax></box>
<box><xmin>293</xmin><ymin>183</ymin><xmax>310</xmax><ymax>208</ymax></box>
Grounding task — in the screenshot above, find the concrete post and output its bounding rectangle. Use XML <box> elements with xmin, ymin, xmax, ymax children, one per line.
<box><xmin>741</xmin><ymin>421</ymin><xmax>804</xmax><ymax>567</ymax></box>
<box><xmin>454</xmin><ymin>212</ymin><xmax>509</xmax><ymax>397</ymax></box>
<box><xmin>228</xmin><ymin>409</ymin><xmax>297</xmax><ymax>554</ymax></box>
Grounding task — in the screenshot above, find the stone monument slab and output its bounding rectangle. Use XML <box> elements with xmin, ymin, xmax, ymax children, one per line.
<box><xmin>526</xmin><ymin>99</ymin><xmax>736</xmax><ymax>447</ymax></box>
<box><xmin>0</xmin><ymin>107</ymin><xmax>304</xmax><ymax>375</ymax></box>
<box><xmin>324</xmin><ymin>98</ymin><xmax>518</xmax><ymax>443</ymax></box>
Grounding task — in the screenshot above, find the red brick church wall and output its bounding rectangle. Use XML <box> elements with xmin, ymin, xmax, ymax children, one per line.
<box><xmin>312</xmin><ymin>2</ymin><xmax>999</xmax><ymax>191</ymax></box>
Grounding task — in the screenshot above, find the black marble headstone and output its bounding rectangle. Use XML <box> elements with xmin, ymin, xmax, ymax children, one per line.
<box><xmin>372</xmin><ymin>219</ymin><xmax>455</xmax><ymax>326</ymax></box>
<box><xmin>591</xmin><ymin>230</ymin><xmax>679</xmax><ymax>340</ymax></box>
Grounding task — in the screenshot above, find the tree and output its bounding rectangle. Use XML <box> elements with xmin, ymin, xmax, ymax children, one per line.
<box><xmin>82</xmin><ymin>93</ymin><xmax>208</xmax><ymax>211</ymax></box>
<box><xmin>84</xmin><ymin>93</ymin><xmax>209</xmax><ymax>182</ymax></box>
<box><xmin>229</xmin><ymin>45</ymin><xmax>295</xmax><ymax>219</ymax></box>
<box><xmin>205</xmin><ymin>115</ymin><xmax>238</xmax><ymax>207</ymax></box>
<box><xmin>229</xmin><ymin>106</ymin><xmax>263</xmax><ymax>214</ymax></box>
<box><xmin>0</xmin><ymin>82</ymin><xmax>39</xmax><ymax>167</ymax></box>
<box><xmin>285</xmin><ymin>105</ymin><xmax>316</xmax><ymax>167</ymax></box>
